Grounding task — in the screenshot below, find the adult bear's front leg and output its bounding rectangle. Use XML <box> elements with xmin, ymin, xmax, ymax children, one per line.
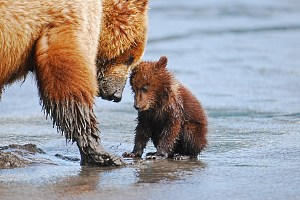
<box><xmin>34</xmin><ymin>26</ymin><xmax>124</xmax><ymax>166</ymax></box>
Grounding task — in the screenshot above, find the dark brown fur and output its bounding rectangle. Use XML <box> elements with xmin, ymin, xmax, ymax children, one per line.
<box><xmin>123</xmin><ymin>56</ymin><xmax>208</xmax><ymax>159</ymax></box>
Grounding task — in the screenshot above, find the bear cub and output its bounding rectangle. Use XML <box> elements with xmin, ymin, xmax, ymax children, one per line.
<box><xmin>123</xmin><ymin>56</ymin><xmax>208</xmax><ymax>159</ymax></box>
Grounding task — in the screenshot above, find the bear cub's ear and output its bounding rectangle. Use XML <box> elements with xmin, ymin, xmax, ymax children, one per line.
<box><xmin>156</xmin><ymin>56</ymin><xmax>168</xmax><ymax>69</ymax></box>
<box><xmin>132</xmin><ymin>0</ymin><xmax>149</xmax><ymax>13</ymax></box>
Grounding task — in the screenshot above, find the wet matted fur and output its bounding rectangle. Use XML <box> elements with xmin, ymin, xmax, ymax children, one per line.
<box><xmin>0</xmin><ymin>0</ymin><xmax>149</xmax><ymax>166</ymax></box>
<box><xmin>123</xmin><ymin>56</ymin><xmax>208</xmax><ymax>159</ymax></box>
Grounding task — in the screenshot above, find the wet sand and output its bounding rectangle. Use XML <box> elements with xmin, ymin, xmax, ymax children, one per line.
<box><xmin>1</xmin><ymin>0</ymin><xmax>300</xmax><ymax>200</ymax></box>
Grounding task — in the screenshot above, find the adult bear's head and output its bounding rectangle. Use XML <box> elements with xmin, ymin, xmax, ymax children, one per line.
<box><xmin>97</xmin><ymin>0</ymin><xmax>148</xmax><ymax>102</ymax></box>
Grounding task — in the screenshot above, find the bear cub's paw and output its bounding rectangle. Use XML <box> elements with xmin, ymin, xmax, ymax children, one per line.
<box><xmin>145</xmin><ymin>152</ymin><xmax>168</xmax><ymax>160</ymax></box>
<box><xmin>122</xmin><ymin>151</ymin><xmax>141</xmax><ymax>158</ymax></box>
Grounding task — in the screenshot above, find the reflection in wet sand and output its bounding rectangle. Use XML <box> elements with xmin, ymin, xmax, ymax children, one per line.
<box><xmin>0</xmin><ymin>159</ymin><xmax>206</xmax><ymax>199</ymax></box>
<box><xmin>50</xmin><ymin>159</ymin><xmax>206</xmax><ymax>200</ymax></box>
<box><xmin>51</xmin><ymin>159</ymin><xmax>206</xmax><ymax>194</ymax></box>
<box><xmin>133</xmin><ymin>159</ymin><xmax>206</xmax><ymax>184</ymax></box>
<box><xmin>50</xmin><ymin>166</ymin><xmax>102</xmax><ymax>197</ymax></box>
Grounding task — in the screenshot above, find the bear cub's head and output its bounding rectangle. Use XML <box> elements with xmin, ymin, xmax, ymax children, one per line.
<box><xmin>130</xmin><ymin>56</ymin><xmax>174</xmax><ymax>112</ymax></box>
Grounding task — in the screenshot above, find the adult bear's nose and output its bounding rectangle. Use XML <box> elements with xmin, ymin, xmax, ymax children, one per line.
<box><xmin>112</xmin><ymin>90</ymin><xmax>122</xmax><ymax>102</ymax></box>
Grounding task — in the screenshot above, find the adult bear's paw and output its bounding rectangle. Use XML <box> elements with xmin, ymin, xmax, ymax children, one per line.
<box><xmin>94</xmin><ymin>152</ymin><xmax>125</xmax><ymax>167</ymax></box>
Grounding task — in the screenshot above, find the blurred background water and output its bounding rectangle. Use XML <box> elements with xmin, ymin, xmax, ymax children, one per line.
<box><xmin>0</xmin><ymin>0</ymin><xmax>300</xmax><ymax>199</ymax></box>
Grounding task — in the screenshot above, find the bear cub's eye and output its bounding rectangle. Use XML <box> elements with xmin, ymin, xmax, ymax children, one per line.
<box><xmin>141</xmin><ymin>85</ymin><xmax>148</xmax><ymax>93</ymax></box>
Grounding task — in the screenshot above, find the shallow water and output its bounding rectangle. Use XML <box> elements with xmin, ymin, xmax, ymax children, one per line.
<box><xmin>1</xmin><ymin>0</ymin><xmax>300</xmax><ymax>199</ymax></box>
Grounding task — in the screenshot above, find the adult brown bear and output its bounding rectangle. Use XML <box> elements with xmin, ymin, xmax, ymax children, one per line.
<box><xmin>0</xmin><ymin>0</ymin><xmax>148</xmax><ymax>166</ymax></box>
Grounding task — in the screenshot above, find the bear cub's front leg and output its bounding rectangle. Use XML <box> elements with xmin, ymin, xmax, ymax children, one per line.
<box><xmin>145</xmin><ymin>123</ymin><xmax>181</xmax><ymax>159</ymax></box>
<box><xmin>123</xmin><ymin>123</ymin><xmax>151</xmax><ymax>158</ymax></box>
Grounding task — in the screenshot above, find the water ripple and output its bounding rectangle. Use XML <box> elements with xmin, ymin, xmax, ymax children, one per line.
<box><xmin>148</xmin><ymin>24</ymin><xmax>300</xmax><ymax>43</ymax></box>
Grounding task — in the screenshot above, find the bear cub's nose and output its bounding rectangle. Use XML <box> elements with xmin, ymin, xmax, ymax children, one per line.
<box><xmin>134</xmin><ymin>104</ymin><xmax>140</xmax><ymax>110</ymax></box>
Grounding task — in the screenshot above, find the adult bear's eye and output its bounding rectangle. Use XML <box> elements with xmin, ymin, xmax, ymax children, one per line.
<box><xmin>141</xmin><ymin>85</ymin><xmax>148</xmax><ymax>93</ymax></box>
<box><xmin>126</xmin><ymin>55</ymin><xmax>134</xmax><ymax>66</ymax></box>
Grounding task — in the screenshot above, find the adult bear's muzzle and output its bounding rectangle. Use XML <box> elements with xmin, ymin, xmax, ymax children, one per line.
<box><xmin>98</xmin><ymin>74</ymin><xmax>127</xmax><ymax>103</ymax></box>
